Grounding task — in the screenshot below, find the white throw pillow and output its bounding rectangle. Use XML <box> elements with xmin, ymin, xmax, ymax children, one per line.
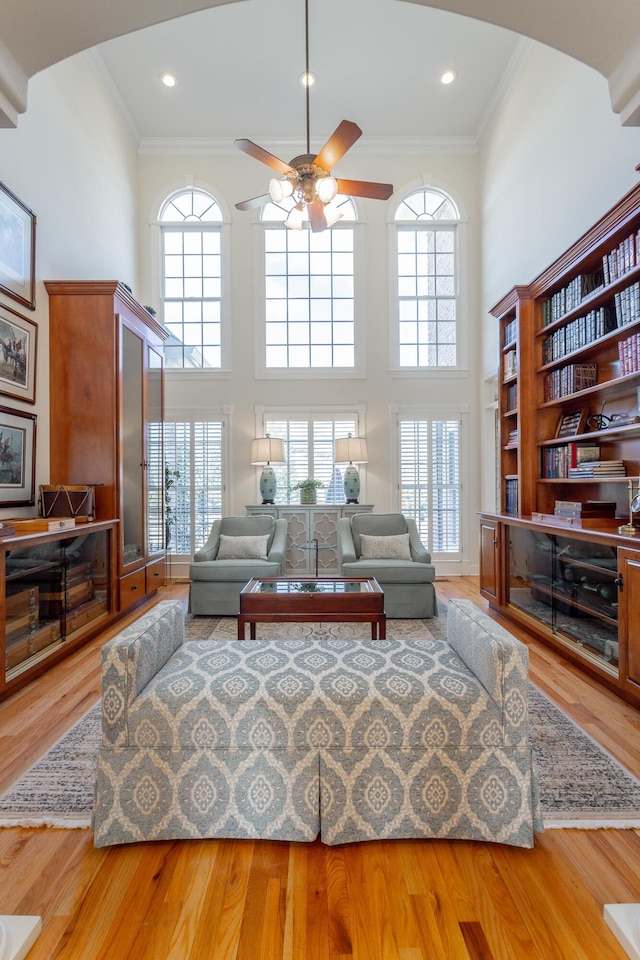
<box><xmin>216</xmin><ymin>533</ymin><xmax>270</xmax><ymax>561</ymax></box>
<box><xmin>359</xmin><ymin>533</ymin><xmax>412</xmax><ymax>560</ymax></box>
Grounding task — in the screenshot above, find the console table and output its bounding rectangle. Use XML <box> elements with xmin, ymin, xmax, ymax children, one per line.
<box><xmin>246</xmin><ymin>504</ymin><xmax>373</xmax><ymax>575</ymax></box>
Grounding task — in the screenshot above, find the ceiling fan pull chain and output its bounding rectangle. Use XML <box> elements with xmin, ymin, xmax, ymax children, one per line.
<box><xmin>305</xmin><ymin>0</ymin><xmax>310</xmax><ymax>155</ymax></box>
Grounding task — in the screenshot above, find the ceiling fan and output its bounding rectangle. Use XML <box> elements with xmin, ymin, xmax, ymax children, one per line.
<box><xmin>233</xmin><ymin>0</ymin><xmax>393</xmax><ymax>233</ymax></box>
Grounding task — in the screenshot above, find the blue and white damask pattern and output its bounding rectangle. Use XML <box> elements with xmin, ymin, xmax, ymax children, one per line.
<box><xmin>93</xmin><ymin>599</ymin><xmax>541</xmax><ymax>848</ymax></box>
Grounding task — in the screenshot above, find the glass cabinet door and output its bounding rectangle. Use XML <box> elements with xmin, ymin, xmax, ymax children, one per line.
<box><xmin>146</xmin><ymin>344</ymin><xmax>164</xmax><ymax>557</ymax></box>
<box><xmin>505</xmin><ymin>522</ymin><xmax>619</xmax><ymax>674</ymax></box>
<box><xmin>121</xmin><ymin>324</ymin><xmax>144</xmax><ymax>568</ymax></box>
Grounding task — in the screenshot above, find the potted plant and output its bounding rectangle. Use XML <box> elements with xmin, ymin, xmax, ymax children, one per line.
<box><xmin>164</xmin><ymin>464</ymin><xmax>180</xmax><ymax>548</ymax></box>
<box><xmin>290</xmin><ymin>478</ymin><xmax>324</xmax><ymax>504</ymax></box>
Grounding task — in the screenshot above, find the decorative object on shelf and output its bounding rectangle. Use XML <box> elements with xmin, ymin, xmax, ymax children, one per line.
<box><xmin>587</xmin><ymin>401</ymin><xmax>636</xmax><ymax>432</ymax></box>
<box><xmin>618</xmin><ymin>478</ymin><xmax>640</xmax><ymax>535</ymax></box>
<box><xmin>335</xmin><ymin>434</ymin><xmax>368</xmax><ymax>503</ymax></box>
<box><xmin>164</xmin><ymin>465</ymin><xmax>180</xmax><ymax>547</ymax></box>
<box><xmin>250</xmin><ymin>435</ymin><xmax>285</xmax><ymax>504</ymax></box>
<box><xmin>0</xmin><ymin>180</ymin><xmax>36</xmax><ymax>311</ymax></box>
<box><xmin>290</xmin><ymin>478</ymin><xmax>323</xmax><ymax>505</ymax></box>
<box><xmin>39</xmin><ymin>484</ymin><xmax>96</xmax><ymax>521</ymax></box>
<box><xmin>234</xmin><ymin>0</ymin><xmax>392</xmax><ymax>232</ymax></box>
<box><xmin>0</xmin><ymin>404</ymin><xmax>36</xmax><ymax>506</ymax></box>
<box><xmin>0</xmin><ymin>302</ymin><xmax>37</xmax><ymax>404</ymax></box>
<box><xmin>556</xmin><ymin>410</ymin><xmax>587</xmax><ymax>438</ymax></box>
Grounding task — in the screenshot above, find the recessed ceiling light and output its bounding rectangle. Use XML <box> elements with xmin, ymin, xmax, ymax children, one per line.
<box><xmin>440</xmin><ymin>69</ymin><xmax>457</xmax><ymax>85</ymax></box>
<box><xmin>299</xmin><ymin>71</ymin><xmax>316</xmax><ymax>88</ymax></box>
<box><xmin>161</xmin><ymin>72</ymin><xmax>177</xmax><ymax>88</ymax></box>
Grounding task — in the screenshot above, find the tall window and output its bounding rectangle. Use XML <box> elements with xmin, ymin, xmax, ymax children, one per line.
<box><xmin>264</xmin><ymin>414</ymin><xmax>358</xmax><ymax>503</ymax></box>
<box><xmin>395</xmin><ymin>187</ymin><xmax>459</xmax><ymax>368</ymax></box>
<box><xmin>261</xmin><ymin>198</ymin><xmax>357</xmax><ymax>369</ymax></box>
<box><xmin>160</xmin><ymin>420</ymin><xmax>224</xmax><ymax>555</ymax></box>
<box><xmin>398</xmin><ymin>415</ymin><xmax>461</xmax><ymax>557</ymax></box>
<box><xmin>159</xmin><ymin>188</ymin><xmax>223</xmax><ymax>368</ymax></box>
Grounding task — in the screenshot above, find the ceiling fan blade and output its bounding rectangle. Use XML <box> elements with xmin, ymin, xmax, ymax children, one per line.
<box><xmin>235</xmin><ymin>193</ymin><xmax>271</xmax><ymax>211</ymax></box>
<box><xmin>314</xmin><ymin>120</ymin><xmax>362</xmax><ymax>171</ymax></box>
<box><xmin>234</xmin><ymin>138</ymin><xmax>296</xmax><ymax>176</ymax></box>
<box><xmin>307</xmin><ymin>199</ymin><xmax>328</xmax><ymax>232</ymax></box>
<box><xmin>336</xmin><ymin>179</ymin><xmax>394</xmax><ymax>200</ymax></box>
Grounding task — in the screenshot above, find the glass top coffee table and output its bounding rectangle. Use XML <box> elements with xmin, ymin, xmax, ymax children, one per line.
<box><xmin>238</xmin><ymin>577</ymin><xmax>386</xmax><ymax>640</ymax></box>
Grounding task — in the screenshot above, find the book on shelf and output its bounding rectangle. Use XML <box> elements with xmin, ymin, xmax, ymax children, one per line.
<box><xmin>602</xmin><ymin>228</ymin><xmax>640</xmax><ymax>285</ymax></box>
<box><xmin>618</xmin><ymin>331</ymin><xmax>640</xmax><ymax>375</ymax></box>
<box><xmin>543</xmin><ymin>363</ymin><xmax>597</xmax><ymax>401</ymax></box>
<box><xmin>503</xmin><ymin>349</ymin><xmax>518</xmax><ymax>379</ymax></box>
<box><xmin>505</xmin><ymin>382</ymin><xmax>517</xmax><ymax>410</ymax></box>
<box><xmin>567</xmin><ymin>460</ymin><xmax>626</xmax><ymax>478</ymax></box>
<box><xmin>613</xmin><ymin>281</ymin><xmax>640</xmax><ymax>327</ymax></box>
<box><xmin>554</xmin><ymin>499</ymin><xmax>617</xmax><ymax>518</ymax></box>
<box><xmin>542</xmin><ymin>272</ymin><xmax>603</xmax><ymax>326</ymax></box>
<box><xmin>504</xmin><ymin>477</ymin><xmax>519</xmax><ymax>516</ymax></box>
<box><xmin>541</xmin><ymin>442</ymin><xmax>601</xmax><ymax>478</ymax></box>
<box><xmin>542</xmin><ymin>306</ymin><xmax>616</xmax><ymax>364</ymax></box>
<box><xmin>503</xmin><ymin>318</ymin><xmax>517</xmax><ymax>347</ymax></box>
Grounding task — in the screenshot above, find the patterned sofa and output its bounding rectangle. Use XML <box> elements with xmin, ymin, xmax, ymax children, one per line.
<box><xmin>93</xmin><ymin>599</ymin><xmax>542</xmax><ymax>848</ymax></box>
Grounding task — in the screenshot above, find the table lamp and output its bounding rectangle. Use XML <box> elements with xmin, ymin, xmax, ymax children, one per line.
<box><xmin>335</xmin><ymin>435</ymin><xmax>368</xmax><ymax>504</ymax></box>
<box><xmin>250</xmin><ymin>435</ymin><xmax>285</xmax><ymax>504</ymax></box>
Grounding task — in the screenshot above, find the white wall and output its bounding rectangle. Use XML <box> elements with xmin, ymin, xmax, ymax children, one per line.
<box><xmin>478</xmin><ymin>42</ymin><xmax>640</xmax><ymax>511</ymax></box>
<box><xmin>0</xmin><ymin>53</ymin><xmax>138</xmax><ymax>518</ymax></box>
<box><xmin>136</xmin><ymin>148</ymin><xmax>483</xmax><ymax>573</ymax></box>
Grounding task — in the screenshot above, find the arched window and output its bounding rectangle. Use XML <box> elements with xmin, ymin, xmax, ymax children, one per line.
<box><xmin>394</xmin><ymin>186</ymin><xmax>460</xmax><ymax>368</ymax></box>
<box><xmin>159</xmin><ymin>188</ymin><xmax>224</xmax><ymax>368</ymax></box>
<box><xmin>260</xmin><ymin>196</ymin><xmax>358</xmax><ymax>370</ymax></box>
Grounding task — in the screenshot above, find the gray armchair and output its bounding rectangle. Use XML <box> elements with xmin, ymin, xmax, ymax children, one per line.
<box><xmin>188</xmin><ymin>515</ymin><xmax>288</xmax><ymax>616</ymax></box>
<box><xmin>337</xmin><ymin>513</ymin><xmax>437</xmax><ymax>618</ymax></box>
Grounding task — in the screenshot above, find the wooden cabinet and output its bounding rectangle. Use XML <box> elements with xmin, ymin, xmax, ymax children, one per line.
<box><xmin>485</xmin><ymin>178</ymin><xmax>640</xmax><ymax>705</ymax></box>
<box><xmin>0</xmin><ymin>521</ymin><xmax>117</xmax><ymax>700</ymax></box>
<box><xmin>45</xmin><ymin>281</ymin><xmax>167</xmax><ymax>611</ymax></box>
<box><xmin>479</xmin><ymin>514</ymin><xmax>640</xmax><ymax>707</ymax></box>
<box><xmin>246</xmin><ymin>504</ymin><xmax>373</xmax><ymax>574</ymax></box>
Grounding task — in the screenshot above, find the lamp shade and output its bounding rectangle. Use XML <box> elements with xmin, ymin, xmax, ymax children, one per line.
<box><xmin>250</xmin><ymin>436</ymin><xmax>285</xmax><ymax>465</ymax></box>
<box><xmin>335</xmin><ymin>436</ymin><xmax>368</xmax><ymax>464</ymax></box>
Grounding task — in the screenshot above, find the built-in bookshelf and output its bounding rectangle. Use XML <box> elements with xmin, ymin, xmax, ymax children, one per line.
<box><xmin>483</xmin><ymin>176</ymin><xmax>640</xmax><ymax>708</ymax></box>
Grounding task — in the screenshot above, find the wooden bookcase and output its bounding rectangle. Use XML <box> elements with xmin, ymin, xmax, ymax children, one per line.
<box><xmin>482</xmin><ymin>177</ymin><xmax>640</xmax><ymax>706</ymax></box>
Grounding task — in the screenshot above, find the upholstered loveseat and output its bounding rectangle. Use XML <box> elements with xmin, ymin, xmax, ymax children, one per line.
<box><xmin>93</xmin><ymin>598</ymin><xmax>542</xmax><ymax>848</ymax></box>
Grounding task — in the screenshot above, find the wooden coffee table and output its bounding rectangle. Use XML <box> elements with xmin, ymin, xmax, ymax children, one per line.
<box><xmin>238</xmin><ymin>577</ymin><xmax>386</xmax><ymax>639</ymax></box>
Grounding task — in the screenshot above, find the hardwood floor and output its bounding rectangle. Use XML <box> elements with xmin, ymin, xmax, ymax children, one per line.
<box><xmin>1</xmin><ymin>577</ymin><xmax>639</xmax><ymax>959</ymax></box>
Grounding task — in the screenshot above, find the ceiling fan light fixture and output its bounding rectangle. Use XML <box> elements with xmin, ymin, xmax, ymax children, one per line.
<box><xmin>323</xmin><ymin>199</ymin><xmax>344</xmax><ymax>227</ymax></box>
<box><xmin>316</xmin><ymin>175</ymin><xmax>338</xmax><ymax>203</ymax></box>
<box><xmin>269</xmin><ymin>178</ymin><xmax>294</xmax><ymax>203</ymax></box>
<box><xmin>284</xmin><ymin>203</ymin><xmax>305</xmax><ymax>230</ymax></box>
<box><xmin>299</xmin><ymin>71</ymin><xmax>316</xmax><ymax>87</ymax></box>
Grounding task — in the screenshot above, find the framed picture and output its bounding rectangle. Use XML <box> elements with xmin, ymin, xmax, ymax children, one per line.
<box><xmin>0</xmin><ymin>180</ymin><xmax>36</xmax><ymax>311</ymax></box>
<box><xmin>0</xmin><ymin>302</ymin><xmax>37</xmax><ymax>404</ymax></box>
<box><xmin>556</xmin><ymin>409</ymin><xmax>587</xmax><ymax>438</ymax></box>
<box><xmin>0</xmin><ymin>404</ymin><xmax>36</xmax><ymax>506</ymax></box>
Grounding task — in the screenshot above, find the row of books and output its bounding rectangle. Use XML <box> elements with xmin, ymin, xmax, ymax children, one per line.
<box><xmin>504</xmin><ymin>478</ymin><xmax>519</xmax><ymax>516</ymax></box>
<box><xmin>542</xmin><ymin>272</ymin><xmax>603</xmax><ymax>326</ymax></box>
<box><xmin>541</xmin><ymin>443</ymin><xmax>600</xmax><ymax>479</ymax></box>
<box><xmin>567</xmin><ymin>460</ymin><xmax>626</xmax><ymax>478</ymax></box>
<box><xmin>505</xmin><ymin>382</ymin><xmax>517</xmax><ymax>411</ymax></box>
<box><xmin>506</xmin><ymin>428</ymin><xmax>518</xmax><ymax>447</ymax></box>
<box><xmin>542</xmin><ymin>362</ymin><xmax>597</xmax><ymax>401</ymax></box>
<box><xmin>613</xmin><ymin>281</ymin><xmax>640</xmax><ymax>327</ymax></box>
<box><xmin>503</xmin><ymin>317</ymin><xmax>517</xmax><ymax>348</ymax></box>
<box><xmin>602</xmin><ymin>228</ymin><xmax>640</xmax><ymax>285</ymax></box>
<box><xmin>503</xmin><ymin>349</ymin><xmax>518</xmax><ymax>379</ymax></box>
<box><xmin>619</xmin><ymin>331</ymin><xmax>640</xmax><ymax>376</ymax></box>
<box><xmin>541</xmin><ymin>306</ymin><xmax>616</xmax><ymax>364</ymax></box>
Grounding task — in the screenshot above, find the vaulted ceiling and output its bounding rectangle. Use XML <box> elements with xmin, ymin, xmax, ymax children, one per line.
<box><xmin>1</xmin><ymin>0</ymin><xmax>640</xmax><ymax>135</ymax></box>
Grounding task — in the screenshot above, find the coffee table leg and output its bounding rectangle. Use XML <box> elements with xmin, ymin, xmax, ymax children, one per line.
<box><xmin>237</xmin><ymin>617</ymin><xmax>244</xmax><ymax>640</ymax></box>
<box><xmin>250</xmin><ymin>622</ymin><xmax>256</xmax><ymax>640</ymax></box>
<box><xmin>379</xmin><ymin>616</ymin><xmax>386</xmax><ymax>640</ymax></box>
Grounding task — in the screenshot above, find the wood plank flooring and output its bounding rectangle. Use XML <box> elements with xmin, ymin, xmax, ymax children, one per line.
<box><xmin>0</xmin><ymin>578</ymin><xmax>639</xmax><ymax>959</ymax></box>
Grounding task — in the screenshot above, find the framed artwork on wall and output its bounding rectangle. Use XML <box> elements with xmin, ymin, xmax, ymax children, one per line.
<box><xmin>0</xmin><ymin>302</ymin><xmax>37</xmax><ymax>404</ymax></box>
<box><xmin>0</xmin><ymin>404</ymin><xmax>37</xmax><ymax>506</ymax></box>
<box><xmin>0</xmin><ymin>180</ymin><xmax>36</xmax><ymax>311</ymax></box>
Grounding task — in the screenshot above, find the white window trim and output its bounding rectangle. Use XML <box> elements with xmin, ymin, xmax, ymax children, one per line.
<box><xmin>253</xmin><ymin>220</ymin><xmax>367</xmax><ymax>380</ymax></box>
<box><xmin>255</xmin><ymin>403</ymin><xmax>367</xmax><ymax>503</ymax></box>
<box><xmin>390</xmin><ymin>403</ymin><xmax>469</xmax><ymax>576</ymax></box>
<box><xmin>387</xmin><ymin>180</ymin><xmax>470</xmax><ymax>377</ymax></box>
<box><xmin>149</xmin><ymin>180</ymin><xmax>232</xmax><ymax>375</ymax></box>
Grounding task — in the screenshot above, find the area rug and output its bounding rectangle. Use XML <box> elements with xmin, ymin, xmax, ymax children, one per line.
<box><xmin>1</xmin><ymin>615</ymin><xmax>640</xmax><ymax>830</ymax></box>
